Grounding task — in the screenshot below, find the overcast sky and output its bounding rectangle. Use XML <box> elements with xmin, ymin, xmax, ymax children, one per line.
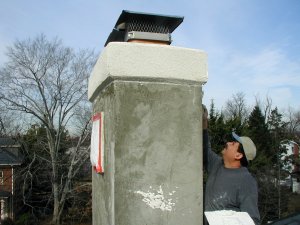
<box><xmin>1</xmin><ymin>0</ymin><xmax>299</xmax><ymax>112</ymax></box>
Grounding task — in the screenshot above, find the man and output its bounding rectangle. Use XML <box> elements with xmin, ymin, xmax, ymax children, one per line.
<box><xmin>202</xmin><ymin>106</ymin><xmax>260</xmax><ymax>225</ymax></box>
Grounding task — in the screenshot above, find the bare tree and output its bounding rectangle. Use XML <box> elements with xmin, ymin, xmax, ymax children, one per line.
<box><xmin>224</xmin><ymin>92</ymin><xmax>249</xmax><ymax>122</ymax></box>
<box><xmin>285</xmin><ymin>106</ymin><xmax>300</xmax><ymax>139</ymax></box>
<box><xmin>255</xmin><ymin>94</ymin><xmax>273</xmax><ymax>124</ymax></box>
<box><xmin>0</xmin><ymin>34</ymin><xmax>96</xmax><ymax>225</ymax></box>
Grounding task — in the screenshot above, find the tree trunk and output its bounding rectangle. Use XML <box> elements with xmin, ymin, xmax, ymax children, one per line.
<box><xmin>52</xmin><ymin>171</ymin><xmax>61</xmax><ymax>225</ymax></box>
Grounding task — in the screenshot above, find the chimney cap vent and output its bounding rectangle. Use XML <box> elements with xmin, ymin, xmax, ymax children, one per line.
<box><xmin>105</xmin><ymin>10</ymin><xmax>184</xmax><ymax>46</ymax></box>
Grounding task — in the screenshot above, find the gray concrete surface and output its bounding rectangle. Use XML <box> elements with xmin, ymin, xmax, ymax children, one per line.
<box><xmin>91</xmin><ymin>79</ymin><xmax>204</xmax><ymax>225</ymax></box>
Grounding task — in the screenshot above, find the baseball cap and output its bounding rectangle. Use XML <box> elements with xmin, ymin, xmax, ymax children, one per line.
<box><xmin>232</xmin><ymin>132</ymin><xmax>257</xmax><ymax>161</ymax></box>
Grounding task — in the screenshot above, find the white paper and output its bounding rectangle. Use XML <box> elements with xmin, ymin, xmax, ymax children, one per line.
<box><xmin>205</xmin><ymin>210</ymin><xmax>255</xmax><ymax>225</ymax></box>
<box><xmin>90</xmin><ymin>117</ymin><xmax>100</xmax><ymax>166</ymax></box>
<box><xmin>90</xmin><ymin>112</ymin><xmax>104</xmax><ymax>173</ymax></box>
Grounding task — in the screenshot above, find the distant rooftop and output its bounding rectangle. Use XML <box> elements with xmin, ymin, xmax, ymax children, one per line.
<box><xmin>0</xmin><ymin>191</ymin><xmax>11</xmax><ymax>198</ymax></box>
<box><xmin>269</xmin><ymin>212</ymin><xmax>300</xmax><ymax>225</ymax></box>
<box><xmin>0</xmin><ymin>137</ymin><xmax>19</xmax><ymax>146</ymax></box>
<box><xmin>0</xmin><ymin>137</ymin><xmax>22</xmax><ymax>165</ymax></box>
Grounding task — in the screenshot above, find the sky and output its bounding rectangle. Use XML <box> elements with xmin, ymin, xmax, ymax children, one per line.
<box><xmin>0</xmin><ymin>0</ymin><xmax>300</xmax><ymax>113</ymax></box>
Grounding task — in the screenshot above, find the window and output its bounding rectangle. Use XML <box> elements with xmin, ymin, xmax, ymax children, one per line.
<box><xmin>0</xmin><ymin>171</ymin><xmax>3</xmax><ymax>185</ymax></box>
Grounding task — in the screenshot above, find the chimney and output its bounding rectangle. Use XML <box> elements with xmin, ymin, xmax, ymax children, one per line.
<box><xmin>89</xmin><ymin>10</ymin><xmax>208</xmax><ymax>225</ymax></box>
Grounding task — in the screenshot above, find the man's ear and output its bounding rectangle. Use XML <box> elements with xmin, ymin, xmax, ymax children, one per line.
<box><xmin>235</xmin><ymin>152</ymin><xmax>243</xmax><ymax>160</ymax></box>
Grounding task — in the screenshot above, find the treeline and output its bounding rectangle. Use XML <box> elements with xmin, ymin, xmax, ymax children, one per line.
<box><xmin>206</xmin><ymin>93</ymin><xmax>300</xmax><ymax>224</ymax></box>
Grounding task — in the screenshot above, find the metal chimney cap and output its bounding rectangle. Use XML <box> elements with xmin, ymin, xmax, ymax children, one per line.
<box><xmin>104</xmin><ymin>10</ymin><xmax>184</xmax><ymax>46</ymax></box>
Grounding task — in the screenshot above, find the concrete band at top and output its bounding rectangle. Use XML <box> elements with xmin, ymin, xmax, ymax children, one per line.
<box><xmin>88</xmin><ymin>42</ymin><xmax>208</xmax><ymax>101</ymax></box>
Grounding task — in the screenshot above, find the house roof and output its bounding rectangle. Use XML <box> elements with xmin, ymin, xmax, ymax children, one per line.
<box><xmin>269</xmin><ymin>212</ymin><xmax>300</xmax><ymax>225</ymax></box>
<box><xmin>0</xmin><ymin>191</ymin><xmax>12</xmax><ymax>198</ymax></box>
<box><xmin>0</xmin><ymin>137</ymin><xmax>22</xmax><ymax>166</ymax></box>
<box><xmin>0</xmin><ymin>137</ymin><xmax>19</xmax><ymax>146</ymax></box>
<box><xmin>0</xmin><ymin>149</ymin><xmax>22</xmax><ymax>165</ymax></box>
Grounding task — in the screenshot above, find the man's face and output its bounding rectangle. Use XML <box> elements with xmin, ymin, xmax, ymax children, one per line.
<box><xmin>222</xmin><ymin>141</ymin><xmax>242</xmax><ymax>161</ymax></box>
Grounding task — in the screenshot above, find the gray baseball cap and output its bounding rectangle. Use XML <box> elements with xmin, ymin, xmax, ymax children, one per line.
<box><xmin>232</xmin><ymin>132</ymin><xmax>257</xmax><ymax>161</ymax></box>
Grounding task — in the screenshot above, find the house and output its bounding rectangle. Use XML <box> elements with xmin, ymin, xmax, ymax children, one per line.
<box><xmin>0</xmin><ymin>137</ymin><xmax>22</xmax><ymax>222</ymax></box>
<box><xmin>281</xmin><ymin>140</ymin><xmax>300</xmax><ymax>193</ymax></box>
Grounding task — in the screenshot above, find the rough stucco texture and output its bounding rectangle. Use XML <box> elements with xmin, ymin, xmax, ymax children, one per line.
<box><xmin>88</xmin><ymin>42</ymin><xmax>208</xmax><ymax>100</ymax></box>
<box><xmin>92</xmin><ymin>80</ymin><xmax>203</xmax><ymax>225</ymax></box>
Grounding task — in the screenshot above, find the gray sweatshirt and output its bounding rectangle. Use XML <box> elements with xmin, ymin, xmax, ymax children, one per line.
<box><xmin>203</xmin><ymin>130</ymin><xmax>260</xmax><ymax>225</ymax></box>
